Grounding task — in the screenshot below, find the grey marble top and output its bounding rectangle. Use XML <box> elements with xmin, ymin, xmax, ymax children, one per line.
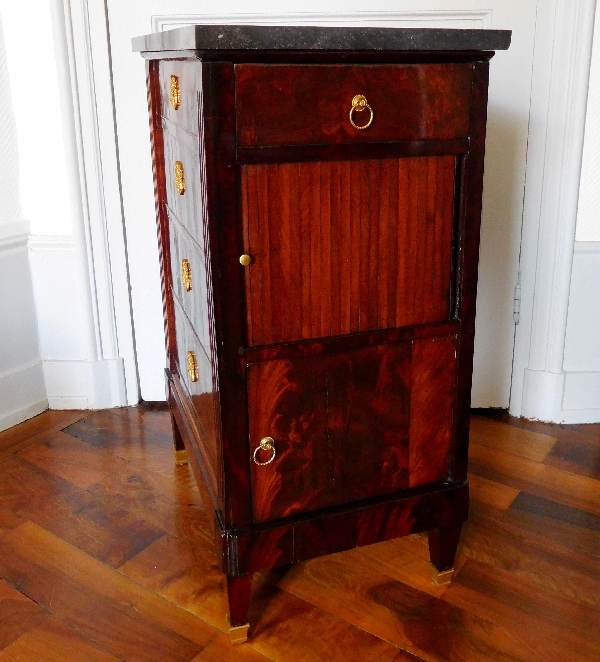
<box><xmin>132</xmin><ymin>25</ymin><xmax>511</xmax><ymax>54</ymax></box>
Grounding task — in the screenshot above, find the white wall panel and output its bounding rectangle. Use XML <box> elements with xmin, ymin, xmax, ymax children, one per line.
<box><xmin>0</xmin><ymin>13</ymin><xmax>46</xmax><ymax>431</ymax></box>
<box><xmin>576</xmin><ymin>1</ymin><xmax>600</xmax><ymax>241</ymax></box>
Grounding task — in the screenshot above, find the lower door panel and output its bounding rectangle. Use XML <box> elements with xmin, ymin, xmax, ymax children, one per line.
<box><xmin>248</xmin><ymin>334</ymin><xmax>457</xmax><ymax>523</ymax></box>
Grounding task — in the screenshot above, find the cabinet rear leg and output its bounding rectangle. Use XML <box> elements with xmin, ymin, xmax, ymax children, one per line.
<box><xmin>428</xmin><ymin>523</ymin><xmax>462</xmax><ymax>587</ymax></box>
<box><xmin>226</xmin><ymin>574</ymin><xmax>252</xmax><ymax>644</ymax></box>
<box><xmin>170</xmin><ymin>409</ymin><xmax>188</xmax><ymax>466</ymax></box>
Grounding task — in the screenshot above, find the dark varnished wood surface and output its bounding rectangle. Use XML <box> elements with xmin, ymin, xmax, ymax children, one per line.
<box><xmin>236</xmin><ymin>138</ymin><xmax>469</xmax><ymax>165</ymax></box>
<box><xmin>248</xmin><ymin>343</ymin><xmax>412</xmax><ymax>522</ymax></box>
<box><xmin>241</xmin><ymin>156</ymin><xmax>456</xmax><ymax>346</ymax></box>
<box><xmin>235</xmin><ymin>64</ymin><xmax>472</xmax><ymax>147</ymax></box>
<box><xmin>2</xmin><ymin>407</ymin><xmax>600</xmax><ymax>661</ymax></box>
<box><xmin>409</xmin><ymin>336</ymin><xmax>457</xmax><ymax>488</ymax></box>
<box><xmin>202</xmin><ymin>62</ymin><xmax>253</xmax><ymax>529</ymax></box>
<box><xmin>249</xmin><ymin>336</ymin><xmax>456</xmax><ymax>523</ymax></box>
<box><xmin>148</xmin><ymin>44</ymin><xmax>497</xmax><ymax>638</ymax></box>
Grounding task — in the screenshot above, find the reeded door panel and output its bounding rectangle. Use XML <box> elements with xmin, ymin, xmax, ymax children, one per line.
<box><xmin>241</xmin><ymin>156</ymin><xmax>456</xmax><ymax>346</ymax></box>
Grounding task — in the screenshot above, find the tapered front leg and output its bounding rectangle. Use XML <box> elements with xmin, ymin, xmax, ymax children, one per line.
<box><xmin>227</xmin><ymin>574</ymin><xmax>253</xmax><ymax>643</ymax></box>
<box><xmin>428</xmin><ymin>523</ymin><xmax>462</xmax><ymax>587</ymax></box>
<box><xmin>170</xmin><ymin>410</ymin><xmax>188</xmax><ymax>466</ymax></box>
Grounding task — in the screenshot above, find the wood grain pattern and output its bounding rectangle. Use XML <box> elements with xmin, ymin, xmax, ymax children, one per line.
<box><xmin>249</xmin><ymin>335</ymin><xmax>457</xmax><ymax>523</ymax></box>
<box><xmin>0</xmin><ymin>410</ymin><xmax>87</xmax><ymax>461</ymax></box>
<box><xmin>0</xmin><ymin>618</ymin><xmax>120</xmax><ymax>662</ymax></box>
<box><xmin>235</xmin><ymin>63</ymin><xmax>472</xmax><ymax>147</ymax></box>
<box><xmin>0</xmin><ymin>580</ymin><xmax>47</xmax><ymax>651</ymax></box>
<box><xmin>225</xmin><ymin>484</ymin><xmax>468</xmax><ymax>575</ymax></box>
<box><xmin>469</xmin><ymin>415</ymin><xmax>557</xmax><ymax>462</ymax></box>
<box><xmin>248</xmin><ymin>343</ymin><xmax>412</xmax><ymax>522</ymax></box>
<box><xmin>202</xmin><ymin>61</ymin><xmax>253</xmax><ymax>528</ymax></box>
<box><xmin>0</xmin><ymin>522</ymin><xmax>213</xmax><ymax>661</ymax></box>
<box><xmin>242</xmin><ymin>156</ymin><xmax>456</xmax><ymax>346</ymax></box>
<box><xmin>409</xmin><ymin>335</ymin><xmax>457</xmax><ymax>488</ymax></box>
<box><xmin>4</xmin><ymin>406</ymin><xmax>600</xmax><ymax>660</ymax></box>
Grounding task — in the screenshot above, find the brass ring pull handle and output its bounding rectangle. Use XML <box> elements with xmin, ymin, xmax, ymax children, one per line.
<box><xmin>349</xmin><ymin>94</ymin><xmax>374</xmax><ymax>130</ymax></box>
<box><xmin>253</xmin><ymin>437</ymin><xmax>276</xmax><ymax>466</ymax></box>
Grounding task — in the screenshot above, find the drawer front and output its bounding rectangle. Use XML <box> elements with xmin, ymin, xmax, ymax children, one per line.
<box><xmin>163</xmin><ymin>122</ymin><xmax>206</xmax><ymax>245</ymax></box>
<box><xmin>235</xmin><ymin>64</ymin><xmax>472</xmax><ymax>147</ymax></box>
<box><xmin>159</xmin><ymin>61</ymin><xmax>201</xmax><ymax>136</ymax></box>
<box><xmin>248</xmin><ymin>335</ymin><xmax>456</xmax><ymax>523</ymax></box>
<box><xmin>169</xmin><ymin>219</ymin><xmax>212</xmax><ymax>352</ymax></box>
<box><xmin>173</xmin><ymin>296</ymin><xmax>220</xmax><ymax>479</ymax></box>
<box><xmin>241</xmin><ymin>156</ymin><xmax>456</xmax><ymax>346</ymax></box>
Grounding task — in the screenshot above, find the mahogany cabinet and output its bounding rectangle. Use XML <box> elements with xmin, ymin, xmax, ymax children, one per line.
<box><xmin>133</xmin><ymin>25</ymin><xmax>511</xmax><ymax>643</ymax></box>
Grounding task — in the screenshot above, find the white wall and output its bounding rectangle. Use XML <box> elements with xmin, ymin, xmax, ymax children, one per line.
<box><xmin>0</xmin><ymin>14</ymin><xmax>46</xmax><ymax>431</ymax></box>
<box><xmin>0</xmin><ymin>0</ymin><xmax>133</xmax><ymax>415</ymax></box>
<box><xmin>510</xmin><ymin>0</ymin><xmax>598</xmax><ymax>423</ymax></box>
<box><xmin>559</xmin><ymin>0</ymin><xmax>600</xmax><ymax>423</ymax></box>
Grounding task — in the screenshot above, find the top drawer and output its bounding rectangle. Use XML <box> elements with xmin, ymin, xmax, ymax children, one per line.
<box><xmin>159</xmin><ymin>61</ymin><xmax>202</xmax><ymax>136</ymax></box>
<box><xmin>235</xmin><ymin>63</ymin><xmax>473</xmax><ymax>147</ymax></box>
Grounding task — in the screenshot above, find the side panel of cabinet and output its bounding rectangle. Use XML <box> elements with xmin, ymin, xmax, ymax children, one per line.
<box><xmin>150</xmin><ymin>59</ymin><xmax>225</xmax><ymax>511</ymax></box>
<box><xmin>249</xmin><ymin>335</ymin><xmax>456</xmax><ymax>523</ymax></box>
<box><xmin>241</xmin><ymin>156</ymin><xmax>456</xmax><ymax>346</ymax></box>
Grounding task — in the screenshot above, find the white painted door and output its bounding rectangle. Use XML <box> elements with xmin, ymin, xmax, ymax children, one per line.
<box><xmin>106</xmin><ymin>0</ymin><xmax>538</xmax><ymax>407</ymax></box>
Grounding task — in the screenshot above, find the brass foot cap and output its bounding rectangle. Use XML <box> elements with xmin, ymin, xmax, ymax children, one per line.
<box><xmin>228</xmin><ymin>623</ymin><xmax>250</xmax><ymax>644</ymax></box>
<box><xmin>430</xmin><ymin>563</ymin><xmax>454</xmax><ymax>587</ymax></box>
<box><xmin>174</xmin><ymin>449</ymin><xmax>188</xmax><ymax>466</ymax></box>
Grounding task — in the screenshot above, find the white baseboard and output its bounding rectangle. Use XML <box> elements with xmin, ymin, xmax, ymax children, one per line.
<box><xmin>0</xmin><ymin>360</ymin><xmax>48</xmax><ymax>432</ymax></box>
<box><xmin>558</xmin><ymin>408</ymin><xmax>600</xmax><ymax>424</ymax></box>
<box><xmin>520</xmin><ymin>367</ymin><xmax>600</xmax><ymax>423</ymax></box>
<box><xmin>43</xmin><ymin>358</ymin><xmax>127</xmax><ymax>410</ymax></box>
<box><xmin>0</xmin><ymin>400</ymin><xmax>48</xmax><ymax>433</ymax></box>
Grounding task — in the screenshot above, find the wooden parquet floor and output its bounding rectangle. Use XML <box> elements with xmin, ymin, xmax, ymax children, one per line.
<box><xmin>0</xmin><ymin>406</ymin><xmax>599</xmax><ymax>661</ymax></box>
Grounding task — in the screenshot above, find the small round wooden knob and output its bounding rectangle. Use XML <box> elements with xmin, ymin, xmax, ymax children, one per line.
<box><xmin>239</xmin><ymin>254</ymin><xmax>252</xmax><ymax>266</ymax></box>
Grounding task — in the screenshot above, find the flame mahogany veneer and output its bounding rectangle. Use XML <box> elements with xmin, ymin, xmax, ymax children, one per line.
<box><xmin>135</xmin><ymin>25</ymin><xmax>510</xmax><ymax>642</ymax></box>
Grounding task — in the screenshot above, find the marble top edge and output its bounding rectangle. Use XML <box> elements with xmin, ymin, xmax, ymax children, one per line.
<box><xmin>132</xmin><ymin>25</ymin><xmax>511</xmax><ymax>53</ymax></box>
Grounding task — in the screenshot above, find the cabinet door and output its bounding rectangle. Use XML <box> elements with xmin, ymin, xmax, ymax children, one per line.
<box><xmin>241</xmin><ymin>156</ymin><xmax>456</xmax><ymax>346</ymax></box>
<box><xmin>249</xmin><ymin>335</ymin><xmax>456</xmax><ymax>523</ymax></box>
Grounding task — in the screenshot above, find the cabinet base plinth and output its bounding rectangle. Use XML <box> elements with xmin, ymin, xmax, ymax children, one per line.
<box><xmin>227</xmin><ymin>623</ymin><xmax>250</xmax><ymax>644</ymax></box>
<box><xmin>174</xmin><ymin>449</ymin><xmax>188</xmax><ymax>466</ymax></box>
<box><xmin>430</xmin><ymin>563</ymin><xmax>454</xmax><ymax>587</ymax></box>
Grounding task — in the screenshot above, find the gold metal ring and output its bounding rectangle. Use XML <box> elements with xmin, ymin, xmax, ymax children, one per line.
<box><xmin>253</xmin><ymin>437</ymin><xmax>276</xmax><ymax>466</ymax></box>
<box><xmin>349</xmin><ymin>94</ymin><xmax>374</xmax><ymax>130</ymax></box>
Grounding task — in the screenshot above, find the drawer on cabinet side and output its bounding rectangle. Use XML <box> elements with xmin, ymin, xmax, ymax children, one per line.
<box><xmin>163</xmin><ymin>124</ymin><xmax>205</xmax><ymax>244</ymax></box>
<box><xmin>169</xmin><ymin>218</ymin><xmax>212</xmax><ymax>353</ymax></box>
<box><xmin>172</xmin><ymin>295</ymin><xmax>220</xmax><ymax>489</ymax></box>
<box><xmin>159</xmin><ymin>61</ymin><xmax>202</xmax><ymax>136</ymax></box>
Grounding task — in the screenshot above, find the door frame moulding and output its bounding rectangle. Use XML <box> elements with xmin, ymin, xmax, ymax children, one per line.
<box><xmin>151</xmin><ymin>11</ymin><xmax>493</xmax><ymax>33</ymax></box>
<box><xmin>510</xmin><ymin>0</ymin><xmax>597</xmax><ymax>422</ymax></box>
<box><xmin>53</xmin><ymin>0</ymin><xmax>138</xmax><ymax>405</ymax></box>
